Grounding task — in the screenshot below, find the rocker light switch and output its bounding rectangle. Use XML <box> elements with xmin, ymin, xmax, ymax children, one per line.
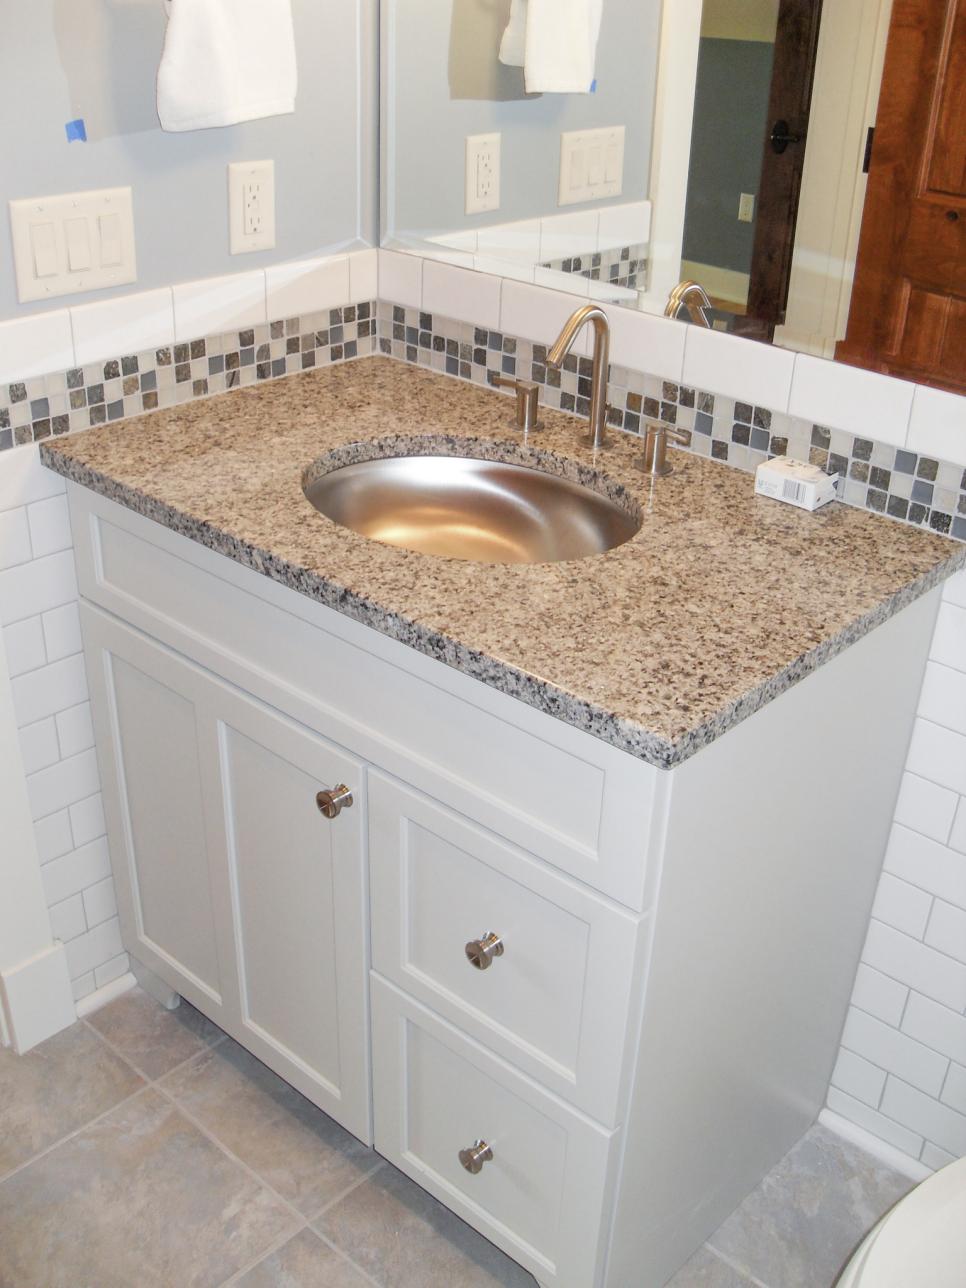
<box><xmin>9</xmin><ymin>187</ymin><xmax>137</xmax><ymax>302</ymax></box>
<box><xmin>30</xmin><ymin>222</ymin><xmax>59</xmax><ymax>278</ymax></box>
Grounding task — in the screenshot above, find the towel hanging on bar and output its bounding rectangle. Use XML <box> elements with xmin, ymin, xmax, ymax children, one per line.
<box><xmin>157</xmin><ymin>0</ymin><xmax>298</xmax><ymax>132</ymax></box>
<box><xmin>499</xmin><ymin>0</ymin><xmax>604</xmax><ymax>94</ymax></box>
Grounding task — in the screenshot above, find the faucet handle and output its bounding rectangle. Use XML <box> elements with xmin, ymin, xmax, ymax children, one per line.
<box><xmin>491</xmin><ymin>375</ymin><xmax>541</xmax><ymax>432</ymax></box>
<box><xmin>642</xmin><ymin>422</ymin><xmax>691</xmax><ymax>478</ymax></box>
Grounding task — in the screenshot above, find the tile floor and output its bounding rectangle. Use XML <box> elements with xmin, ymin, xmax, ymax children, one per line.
<box><xmin>0</xmin><ymin>987</ymin><xmax>914</xmax><ymax>1288</ymax></box>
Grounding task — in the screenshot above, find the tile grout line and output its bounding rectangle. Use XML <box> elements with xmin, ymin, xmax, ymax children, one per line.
<box><xmin>703</xmin><ymin>1241</ymin><xmax>773</xmax><ymax>1288</ymax></box>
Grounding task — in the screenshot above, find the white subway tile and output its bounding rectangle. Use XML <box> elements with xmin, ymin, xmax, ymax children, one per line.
<box><xmin>71</xmin><ymin>289</ymin><xmax>175</xmax><ymax>368</ymax></box>
<box><xmin>950</xmin><ymin>800</ymin><xmax>966</xmax><ymax>855</ymax></box>
<box><xmin>894</xmin><ymin>771</ymin><xmax>959</xmax><ymax>844</ymax></box>
<box><xmin>0</xmin><ymin>549</ymin><xmax>77</xmax><ymax>626</ymax></box>
<box><xmin>473</xmin><ymin>255</ymin><xmax>536</xmax><ymax>285</ymax></box>
<box><xmin>34</xmin><ymin>809</ymin><xmax>74</xmax><ymax>864</ymax></box>
<box><xmin>533</xmin><ymin>266</ymin><xmax>591</xmax><ymax>297</ymax></box>
<box><xmin>943</xmin><ymin>570</ymin><xmax>966</xmax><ymax>610</ymax></box>
<box><xmin>26</xmin><ymin>494</ymin><xmax>72</xmax><ymax>559</ymax></box>
<box><xmin>348</xmin><ymin>249</ymin><xmax>378</xmax><ymax>302</ymax></box>
<box><xmin>906</xmin><ymin>719</ymin><xmax>966</xmax><ymax>797</ymax></box>
<box><xmin>71</xmin><ymin>972</ymin><xmax>96</xmax><ymax>1003</ymax></box>
<box><xmin>902</xmin><ymin>993</ymin><xmax>966</xmax><ymax>1065</ymax></box>
<box><xmin>11</xmin><ymin>654</ymin><xmax>88</xmax><ymax>727</ymax></box>
<box><xmin>475</xmin><ymin>220</ymin><xmax>541</xmax><ymax>264</ymax></box>
<box><xmin>18</xmin><ymin>717</ymin><xmax>60</xmax><ymax>776</ymax></box>
<box><xmin>378</xmin><ymin>250</ymin><xmax>423</xmax><ymax>309</ymax></box>
<box><xmin>925</xmin><ymin>899</ymin><xmax>966</xmax><ymax>966</ymax></box>
<box><xmin>885</xmin><ymin>823</ymin><xmax>966</xmax><ymax>907</ymax></box>
<box><xmin>265</xmin><ymin>256</ymin><xmax>350</xmax><ymax>320</ymax></box>
<box><xmin>842</xmin><ymin>1007</ymin><xmax>948</xmax><ymax>1097</ymax></box>
<box><xmin>605</xmin><ymin>305</ymin><xmax>685</xmax><ymax>383</ymax></box>
<box><xmin>683</xmin><ymin>326</ymin><xmax>795</xmax><ymax>412</ymax></box>
<box><xmin>872</xmin><ymin>873</ymin><xmax>933</xmax><ymax>939</ymax></box>
<box><xmin>56</xmin><ymin>701</ymin><xmax>95</xmax><ymax>758</ymax></box>
<box><xmin>789</xmin><ymin>355</ymin><xmax>914</xmax><ymax>447</ymax></box>
<box><xmin>64</xmin><ymin>916</ymin><xmax>123</xmax><ymax>980</ymax></box>
<box><xmin>40</xmin><ymin>835</ymin><xmax>112</xmax><ymax>905</ymax></box>
<box><xmin>851</xmin><ymin>963</ymin><xmax>909</xmax><ymax>1027</ymax></box>
<box><xmin>0</xmin><ymin>310</ymin><xmax>74</xmax><ymax>385</ymax></box>
<box><xmin>94</xmin><ymin>952</ymin><xmax>129</xmax><ymax>990</ymax></box>
<box><xmin>598</xmin><ymin>201</ymin><xmax>651</xmax><ymax>250</ymax></box>
<box><xmin>825</xmin><ymin>1086</ymin><xmax>924</xmax><ymax>1158</ymax></box>
<box><xmin>921</xmin><ymin>1141</ymin><xmax>957</xmax><ymax>1171</ymax></box>
<box><xmin>172</xmin><ymin>271</ymin><xmax>266</xmax><ymax>342</ymax></box>
<box><xmin>0</xmin><ymin>444</ymin><xmax>66</xmax><ymax>513</ymax></box>
<box><xmin>907</xmin><ymin>384</ymin><xmax>966</xmax><ymax>464</ymax></box>
<box><xmin>2</xmin><ymin>616</ymin><xmax>46</xmax><ymax>678</ymax></box>
<box><xmin>69</xmin><ymin>792</ymin><xmax>106</xmax><ymax>846</ymax></box>
<box><xmin>539</xmin><ymin>210</ymin><xmax>599</xmax><ymax>262</ymax></box>
<box><xmin>42</xmin><ymin>601</ymin><xmax>83</xmax><ymax>662</ymax></box>
<box><xmin>942</xmin><ymin>1063</ymin><xmax>966</xmax><ymax>1115</ymax></box>
<box><xmin>27</xmin><ymin>748</ymin><xmax>101</xmax><ymax>821</ymax></box>
<box><xmin>0</xmin><ymin>509</ymin><xmax>32</xmax><ymax>570</ymax></box>
<box><xmin>49</xmin><ymin>893</ymin><xmax>87</xmax><ymax>943</ymax></box>
<box><xmin>499</xmin><ymin>281</ymin><xmax>593</xmax><ymax>355</ymax></box>
<box><xmin>421</xmin><ymin>261</ymin><xmax>502</xmax><ymax>330</ymax></box>
<box><xmin>431</xmin><ymin>230</ymin><xmax>479</xmax><ymax>252</ymax></box>
<box><xmin>930</xmin><ymin>603</ymin><xmax>966</xmax><ymax>675</ymax></box>
<box><xmin>831</xmin><ymin>1048</ymin><xmax>886</xmax><ymax>1108</ymax></box>
<box><xmin>918</xmin><ymin>663</ymin><xmax>966</xmax><ymax>739</ymax></box>
<box><xmin>862</xmin><ymin>919</ymin><xmax>966</xmax><ymax>1012</ymax></box>
<box><xmin>880</xmin><ymin>1076</ymin><xmax>966</xmax><ymax>1157</ymax></box>
<box><xmin>82</xmin><ymin>876</ymin><xmax>118</xmax><ymax>929</ymax></box>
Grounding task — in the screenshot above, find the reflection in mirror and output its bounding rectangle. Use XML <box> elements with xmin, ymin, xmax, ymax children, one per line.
<box><xmin>381</xmin><ymin>0</ymin><xmax>897</xmax><ymax>362</ymax></box>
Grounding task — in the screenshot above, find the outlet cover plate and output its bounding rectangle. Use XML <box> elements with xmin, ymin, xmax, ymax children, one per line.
<box><xmin>465</xmin><ymin>134</ymin><xmax>501</xmax><ymax>216</ymax></box>
<box><xmin>229</xmin><ymin>160</ymin><xmax>276</xmax><ymax>254</ymax></box>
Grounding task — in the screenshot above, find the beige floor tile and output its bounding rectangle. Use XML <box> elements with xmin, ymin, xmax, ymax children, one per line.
<box><xmin>665</xmin><ymin>1246</ymin><xmax>763</xmax><ymax>1287</ymax></box>
<box><xmin>0</xmin><ymin>1088</ymin><xmax>298</xmax><ymax>1288</ymax></box>
<box><xmin>161</xmin><ymin>1037</ymin><xmax>378</xmax><ymax>1216</ymax></box>
<box><xmin>86</xmin><ymin>985</ymin><xmax>225</xmax><ymax>1079</ymax></box>
<box><xmin>315</xmin><ymin>1163</ymin><xmax>537</xmax><ymax>1288</ymax></box>
<box><xmin>0</xmin><ymin>1023</ymin><xmax>143</xmax><ymax>1177</ymax></box>
<box><xmin>236</xmin><ymin>1227</ymin><xmax>373</xmax><ymax>1286</ymax></box>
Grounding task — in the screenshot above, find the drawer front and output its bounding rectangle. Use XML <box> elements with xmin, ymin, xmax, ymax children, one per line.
<box><xmin>371</xmin><ymin>977</ymin><xmax>615</xmax><ymax>1288</ymax></box>
<box><xmin>69</xmin><ymin>485</ymin><xmax>659</xmax><ymax>910</ymax></box>
<box><xmin>369</xmin><ymin>773</ymin><xmax>644</xmax><ymax>1125</ymax></box>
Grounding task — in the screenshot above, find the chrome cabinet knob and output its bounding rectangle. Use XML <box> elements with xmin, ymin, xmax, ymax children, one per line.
<box><xmin>316</xmin><ymin>784</ymin><xmax>354</xmax><ymax>820</ymax></box>
<box><xmin>465</xmin><ymin>932</ymin><xmax>504</xmax><ymax>970</ymax></box>
<box><xmin>458</xmin><ymin>1139</ymin><xmax>493</xmax><ymax>1174</ymax></box>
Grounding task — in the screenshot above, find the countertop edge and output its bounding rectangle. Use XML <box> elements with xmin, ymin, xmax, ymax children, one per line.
<box><xmin>41</xmin><ymin>445</ymin><xmax>966</xmax><ymax>772</ymax></box>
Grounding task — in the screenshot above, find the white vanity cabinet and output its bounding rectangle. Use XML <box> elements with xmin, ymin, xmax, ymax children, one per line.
<box><xmin>68</xmin><ymin>482</ymin><xmax>939</xmax><ymax>1288</ymax></box>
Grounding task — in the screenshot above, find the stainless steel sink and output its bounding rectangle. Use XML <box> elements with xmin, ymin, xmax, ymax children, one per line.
<box><xmin>303</xmin><ymin>455</ymin><xmax>640</xmax><ymax>563</ymax></box>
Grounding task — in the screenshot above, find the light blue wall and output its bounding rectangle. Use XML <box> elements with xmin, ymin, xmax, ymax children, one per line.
<box><xmin>0</xmin><ymin>0</ymin><xmax>376</xmax><ymax>321</ymax></box>
<box><xmin>385</xmin><ymin>0</ymin><xmax>661</xmax><ymax>235</ymax></box>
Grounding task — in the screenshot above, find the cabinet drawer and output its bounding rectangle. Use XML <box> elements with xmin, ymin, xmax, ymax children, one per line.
<box><xmin>371</xmin><ymin>977</ymin><xmax>615</xmax><ymax>1288</ymax></box>
<box><xmin>369</xmin><ymin>773</ymin><xmax>644</xmax><ymax>1126</ymax></box>
<box><xmin>69</xmin><ymin>485</ymin><xmax>659</xmax><ymax>910</ymax></box>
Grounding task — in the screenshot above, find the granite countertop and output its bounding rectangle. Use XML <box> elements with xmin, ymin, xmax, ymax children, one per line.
<box><xmin>40</xmin><ymin>357</ymin><xmax>964</xmax><ymax>769</ymax></box>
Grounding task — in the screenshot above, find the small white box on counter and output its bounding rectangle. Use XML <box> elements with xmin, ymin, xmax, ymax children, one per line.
<box><xmin>754</xmin><ymin>456</ymin><xmax>839</xmax><ymax>512</ymax></box>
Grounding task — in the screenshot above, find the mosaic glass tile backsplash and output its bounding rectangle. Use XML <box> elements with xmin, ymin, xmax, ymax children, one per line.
<box><xmin>1</xmin><ymin>293</ymin><xmax>963</xmax><ymax>544</ymax></box>
<box><xmin>541</xmin><ymin>242</ymin><xmax>647</xmax><ymax>292</ymax></box>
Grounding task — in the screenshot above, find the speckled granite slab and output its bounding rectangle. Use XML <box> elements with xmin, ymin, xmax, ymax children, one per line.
<box><xmin>40</xmin><ymin>357</ymin><xmax>965</xmax><ymax>768</ymax></box>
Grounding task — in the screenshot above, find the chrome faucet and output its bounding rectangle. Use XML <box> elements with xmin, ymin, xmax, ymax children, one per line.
<box><xmin>547</xmin><ymin>305</ymin><xmax>611</xmax><ymax>450</ymax></box>
<box><xmin>665</xmin><ymin>280</ymin><xmax>714</xmax><ymax>328</ymax></box>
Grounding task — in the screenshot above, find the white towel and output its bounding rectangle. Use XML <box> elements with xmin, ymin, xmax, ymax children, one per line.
<box><xmin>499</xmin><ymin>0</ymin><xmax>604</xmax><ymax>94</ymax></box>
<box><xmin>157</xmin><ymin>0</ymin><xmax>298</xmax><ymax>132</ymax></box>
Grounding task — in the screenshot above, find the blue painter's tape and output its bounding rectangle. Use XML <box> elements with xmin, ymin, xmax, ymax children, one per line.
<box><xmin>65</xmin><ymin>119</ymin><xmax>87</xmax><ymax>142</ymax></box>
<box><xmin>590</xmin><ymin>78</ymin><xmax>597</xmax><ymax>93</ymax></box>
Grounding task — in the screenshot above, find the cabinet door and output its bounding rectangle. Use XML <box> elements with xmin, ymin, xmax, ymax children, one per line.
<box><xmin>82</xmin><ymin>605</ymin><xmax>370</xmax><ymax>1141</ymax></box>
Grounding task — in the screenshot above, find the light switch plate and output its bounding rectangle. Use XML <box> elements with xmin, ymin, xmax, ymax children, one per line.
<box><xmin>558</xmin><ymin>127</ymin><xmax>625</xmax><ymax>206</ymax></box>
<box><xmin>465</xmin><ymin>134</ymin><xmax>501</xmax><ymax>216</ymax></box>
<box><xmin>229</xmin><ymin>160</ymin><xmax>276</xmax><ymax>254</ymax></box>
<box><xmin>738</xmin><ymin>193</ymin><xmax>756</xmax><ymax>223</ymax></box>
<box><xmin>9</xmin><ymin>188</ymin><xmax>136</xmax><ymax>303</ymax></box>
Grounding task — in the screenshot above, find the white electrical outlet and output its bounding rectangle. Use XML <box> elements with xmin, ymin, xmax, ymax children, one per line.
<box><xmin>465</xmin><ymin>134</ymin><xmax>501</xmax><ymax>216</ymax></box>
<box><xmin>738</xmin><ymin>192</ymin><xmax>756</xmax><ymax>223</ymax></box>
<box><xmin>229</xmin><ymin>160</ymin><xmax>276</xmax><ymax>254</ymax></box>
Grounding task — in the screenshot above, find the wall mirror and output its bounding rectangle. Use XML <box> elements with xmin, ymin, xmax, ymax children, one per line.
<box><xmin>380</xmin><ymin>0</ymin><xmax>965</xmax><ymax>389</ymax></box>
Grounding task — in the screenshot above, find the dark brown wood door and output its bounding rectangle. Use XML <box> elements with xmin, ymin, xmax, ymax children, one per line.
<box><xmin>746</xmin><ymin>0</ymin><xmax>825</xmax><ymax>331</ymax></box>
<box><xmin>836</xmin><ymin>0</ymin><xmax>966</xmax><ymax>393</ymax></box>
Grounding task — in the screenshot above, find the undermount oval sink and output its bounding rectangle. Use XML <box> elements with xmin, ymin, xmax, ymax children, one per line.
<box><xmin>303</xmin><ymin>454</ymin><xmax>641</xmax><ymax>564</ymax></box>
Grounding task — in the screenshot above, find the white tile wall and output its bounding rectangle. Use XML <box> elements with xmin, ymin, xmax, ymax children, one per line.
<box><xmin>831</xmin><ymin>570</ymin><xmax>966</xmax><ymax>1167</ymax></box>
<box><xmin>0</xmin><ymin>446</ymin><xmax>125</xmax><ymax>1004</ymax></box>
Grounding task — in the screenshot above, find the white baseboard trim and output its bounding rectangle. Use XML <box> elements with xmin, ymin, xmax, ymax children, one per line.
<box><xmin>0</xmin><ymin>941</ymin><xmax>76</xmax><ymax>1053</ymax></box>
<box><xmin>74</xmin><ymin>971</ymin><xmax>137</xmax><ymax>1019</ymax></box>
<box><xmin>818</xmin><ymin>1108</ymin><xmax>932</xmax><ymax>1183</ymax></box>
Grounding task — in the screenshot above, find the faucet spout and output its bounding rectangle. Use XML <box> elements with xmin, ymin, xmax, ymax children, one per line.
<box><xmin>547</xmin><ymin>304</ymin><xmax>610</xmax><ymax>450</ymax></box>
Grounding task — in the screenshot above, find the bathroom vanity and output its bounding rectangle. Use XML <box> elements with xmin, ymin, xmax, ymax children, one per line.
<box><xmin>42</xmin><ymin>359</ymin><xmax>963</xmax><ymax>1288</ymax></box>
